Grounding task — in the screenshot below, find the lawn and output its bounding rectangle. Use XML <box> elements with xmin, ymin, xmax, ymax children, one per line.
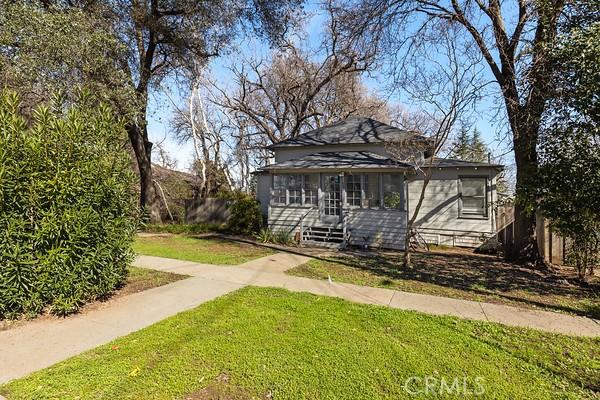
<box><xmin>287</xmin><ymin>250</ymin><xmax>600</xmax><ymax>319</ymax></box>
<box><xmin>2</xmin><ymin>287</ymin><xmax>598</xmax><ymax>399</ymax></box>
<box><xmin>133</xmin><ymin>234</ymin><xmax>273</xmax><ymax>265</ymax></box>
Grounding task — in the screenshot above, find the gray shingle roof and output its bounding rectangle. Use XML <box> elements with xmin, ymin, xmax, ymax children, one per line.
<box><xmin>268</xmin><ymin>117</ymin><xmax>427</xmax><ymax>148</ymax></box>
<box><xmin>428</xmin><ymin>158</ymin><xmax>504</xmax><ymax>169</ymax></box>
<box><xmin>257</xmin><ymin>154</ymin><xmax>503</xmax><ymax>172</ymax></box>
<box><xmin>258</xmin><ymin>151</ymin><xmax>414</xmax><ymax>171</ymax></box>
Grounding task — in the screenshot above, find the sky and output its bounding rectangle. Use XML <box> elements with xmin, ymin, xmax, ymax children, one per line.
<box><xmin>145</xmin><ymin>1</ymin><xmax>516</xmax><ymax>180</ymax></box>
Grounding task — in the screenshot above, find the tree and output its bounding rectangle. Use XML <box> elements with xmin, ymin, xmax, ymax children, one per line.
<box><xmin>335</xmin><ymin>0</ymin><xmax>576</xmax><ymax>263</ymax></box>
<box><xmin>449</xmin><ymin>126</ymin><xmax>472</xmax><ymax>160</ymax></box>
<box><xmin>210</xmin><ymin>4</ymin><xmax>379</xmax><ymax>151</ymax></box>
<box><xmin>384</xmin><ymin>23</ymin><xmax>484</xmax><ymax>268</ymax></box>
<box><xmin>0</xmin><ymin>1</ymin><xmax>135</xmax><ymax>116</ymax></box>
<box><xmin>470</xmin><ymin>128</ymin><xmax>488</xmax><ymax>163</ymax></box>
<box><xmin>29</xmin><ymin>0</ymin><xmax>302</xmax><ymax>222</ymax></box>
<box><xmin>535</xmin><ymin>12</ymin><xmax>600</xmax><ymax>279</ymax></box>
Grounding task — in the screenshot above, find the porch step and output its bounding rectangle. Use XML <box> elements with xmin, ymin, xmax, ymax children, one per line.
<box><xmin>301</xmin><ymin>239</ymin><xmax>344</xmax><ymax>249</ymax></box>
<box><xmin>302</xmin><ymin>225</ymin><xmax>345</xmax><ymax>247</ymax></box>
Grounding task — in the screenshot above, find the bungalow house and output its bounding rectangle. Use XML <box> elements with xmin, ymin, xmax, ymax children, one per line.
<box><xmin>255</xmin><ymin>117</ymin><xmax>503</xmax><ymax>249</ymax></box>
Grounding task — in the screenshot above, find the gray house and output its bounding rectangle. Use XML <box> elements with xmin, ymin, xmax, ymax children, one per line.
<box><xmin>255</xmin><ymin>117</ymin><xmax>503</xmax><ymax>249</ymax></box>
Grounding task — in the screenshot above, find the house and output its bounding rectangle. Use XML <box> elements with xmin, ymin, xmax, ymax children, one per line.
<box><xmin>255</xmin><ymin>117</ymin><xmax>503</xmax><ymax>249</ymax></box>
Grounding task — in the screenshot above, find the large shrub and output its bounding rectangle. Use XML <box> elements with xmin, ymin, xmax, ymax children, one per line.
<box><xmin>224</xmin><ymin>191</ymin><xmax>264</xmax><ymax>235</ymax></box>
<box><xmin>0</xmin><ymin>92</ymin><xmax>138</xmax><ymax>318</ymax></box>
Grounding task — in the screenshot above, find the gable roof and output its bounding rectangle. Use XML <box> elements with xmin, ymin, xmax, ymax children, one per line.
<box><xmin>268</xmin><ymin>117</ymin><xmax>428</xmax><ymax>149</ymax></box>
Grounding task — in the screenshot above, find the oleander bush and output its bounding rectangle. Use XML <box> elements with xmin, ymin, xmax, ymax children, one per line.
<box><xmin>0</xmin><ymin>91</ymin><xmax>138</xmax><ymax>318</ymax></box>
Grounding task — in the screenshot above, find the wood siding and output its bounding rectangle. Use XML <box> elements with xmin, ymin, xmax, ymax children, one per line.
<box><xmin>407</xmin><ymin>169</ymin><xmax>496</xmax><ymax>248</ymax></box>
<box><xmin>347</xmin><ymin>209</ymin><xmax>407</xmax><ymax>250</ymax></box>
<box><xmin>268</xmin><ymin>205</ymin><xmax>319</xmax><ymax>235</ymax></box>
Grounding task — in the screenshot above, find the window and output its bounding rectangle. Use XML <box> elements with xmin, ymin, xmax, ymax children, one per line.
<box><xmin>383</xmin><ymin>174</ymin><xmax>404</xmax><ymax>210</ymax></box>
<box><xmin>363</xmin><ymin>173</ymin><xmax>380</xmax><ymax>208</ymax></box>
<box><xmin>287</xmin><ymin>174</ymin><xmax>302</xmax><ymax>204</ymax></box>
<box><xmin>346</xmin><ymin>175</ymin><xmax>361</xmax><ymax>207</ymax></box>
<box><xmin>459</xmin><ymin>177</ymin><xmax>487</xmax><ymax>218</ymax></box>
<box><xmin>304</xmin><ymin>174</ymin><xmax>319</xmax><ymax>205</ymax></box>
<box><xmin>272</xmin><ymin>175</ymin><xmax>286</xmax><ymax>204</ymax></box>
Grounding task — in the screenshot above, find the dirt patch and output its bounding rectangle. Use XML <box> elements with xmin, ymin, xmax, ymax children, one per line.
<box><xmin>184</xmin><ymin>373</ymin><xmax>270</xmax><ymax>400</ymax></box>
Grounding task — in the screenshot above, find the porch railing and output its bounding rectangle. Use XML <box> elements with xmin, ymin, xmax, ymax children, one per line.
<box><xmin>299</xmin><ymin>207</ymin><xmax>315</xmax><ymax>246</ymax></box>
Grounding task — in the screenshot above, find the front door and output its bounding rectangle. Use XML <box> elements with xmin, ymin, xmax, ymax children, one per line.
<box><xmin>321</xmin><ymin>174</ymin><xmax>341</xmax><ymax>224</ymax></box>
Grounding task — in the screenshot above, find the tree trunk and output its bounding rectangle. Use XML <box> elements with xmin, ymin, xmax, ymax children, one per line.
<box><xmin>505</xmin><ymin>109</ymin><xmax>542</xmax><ymax>264</ymax></box>
<box><xmin>127</xmin><ymin>121</ymin><xmax>161</xmax><ymax>223</ymax></box>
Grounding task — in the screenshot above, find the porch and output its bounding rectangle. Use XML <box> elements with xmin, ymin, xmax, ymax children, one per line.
<box><xmin>266</xmin><ymin>171</ymin><xmax>409</xmax><ymax>249</ymax></box>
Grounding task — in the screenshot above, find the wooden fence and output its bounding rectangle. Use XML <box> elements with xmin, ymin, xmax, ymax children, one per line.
<box><xmin>496</xmin><ymin>203</ymin><xmax>567</xmax><ymax>265</ymax></box>
<box><xmin>184</xmin><ymin>197</ymin><xmax>231</xmax><ymax>224</ymax></box>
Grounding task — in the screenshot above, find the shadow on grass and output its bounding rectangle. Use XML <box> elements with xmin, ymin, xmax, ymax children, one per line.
<box><xmin>198</xmin><ymin>233</ymin><xmax>600</xmax><ymax>319</ymax></box>
<box><xmin>326</xmin><ymin>250</ymin><xmax>600</xmax><ymax>319</ymax></box>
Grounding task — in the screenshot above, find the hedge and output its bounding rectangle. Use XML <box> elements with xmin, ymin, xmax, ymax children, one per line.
<box><xmin>0</xmin><ymin>92</ymin><xmax>138</xmax><ymax>318</ymax></box>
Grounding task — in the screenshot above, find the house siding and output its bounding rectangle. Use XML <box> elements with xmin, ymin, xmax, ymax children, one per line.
<box><xmin>407</xmin><ymin>169</ymin><xmax>496</xmax><ymax>247</ymax></box>
<box><xmin>347</xmin><ymin>209</ymin><xmax>407</xmax><ymax>250</ymax></box>
<box><xmin>256</xmin><ymin>173</ymin><xmax>271</xmax><ymax>216</ymax></box>
<box><xmin>268</xmin><ymin>205</ymin><xmax>319</xmax><ymax>236</ymax></box>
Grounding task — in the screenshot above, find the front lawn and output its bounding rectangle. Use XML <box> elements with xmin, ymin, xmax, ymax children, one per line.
<box><xmin>2</xmin><ymin>287</ymin><xmax>598</xmax><ymax>399</ymax></box>
<box><xmin>133</xmin><ymin>234</ymin><xmax>273</xmax><ymax>265</ymax></box>
<box><xmin>287</xmin><ymin>250</ymin><xmax>600</xmax><ymax>319</ymax></box>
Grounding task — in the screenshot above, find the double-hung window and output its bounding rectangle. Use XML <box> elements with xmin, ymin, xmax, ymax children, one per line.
<box><xmin>459</xmin><ymin>177</ymin><xmax>488</xmax><ymax>218</ymax></box>
<box><xmin>304</xmin><ymin>174</ymin><xmax>319</xmax><ymax>206</ymax></box>
<box><xmin>364</xmin><ymin>173</ymin><xmax>380</xmax><ymax>208</ymax></box>
<box><xmin>287</xmin><ymin>174</ymin><xmax>302</xmax><ymax>204</ymax></box>
<box><xmin>272</xmin><ymin>175</ymin><xmax>286</xmax><ymax>205</ymax></box>
<box><xmin>382</xmin><ymin>174</ymin><xmax>404</xmax><ymax>210</ymax></box>
<box><xmin>346</xmin><ymin>175</ymin><xmax>362</xmax><ymax>207</ymax></box>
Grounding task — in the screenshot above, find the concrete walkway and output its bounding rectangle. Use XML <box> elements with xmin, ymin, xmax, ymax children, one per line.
<box><xmin>1</xmin><ymin>252</ymin><xmax>599</xmax><ymax>385</ymax></box>
<box><xmin>134</xmin><ymin>254</ymin><xmax>600</xmax><ymax>339</ymax></box>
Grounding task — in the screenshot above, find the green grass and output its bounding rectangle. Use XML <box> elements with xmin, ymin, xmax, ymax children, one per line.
<box><xmin>287</xmin><ymin>253</ymin><xmax>600</xmax><ymax>319</ymax></box>
<box><xmin>133</xmin><ymin>234</ymin><xmax>272</xmax><ymax>265</ymax></box>
<box><xmin>2</xmin><ymin>287</ymin><xmax>598</xmax><ymax>399</ymax></box>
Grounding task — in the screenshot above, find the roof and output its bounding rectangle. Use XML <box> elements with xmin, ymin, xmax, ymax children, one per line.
<box><xmin>427</xmin><ymin>158</ymin><xmax>504</xmax><ymax>169</ymax></box>
<box><xmin>258</xmin><ymin>151</ymin><xmax>414</xmax><ymax>171</ymax></box>
<box><xmin>257</xmin><ymin>154</ymin><xmax>503</xmax><ymax>172</ymax></box>
<box><xmin>268</xmin><ymin>117</ymin><xmax>428</xmax><ymax>149</ymax></box>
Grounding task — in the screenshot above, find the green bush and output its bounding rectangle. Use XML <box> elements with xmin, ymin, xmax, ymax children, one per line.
<box><xmin>0</xmin><ymin>91</ymin><xmax>138</xmax><ymax>318</ymax></box>
<box><xmin>255</xmin><ymin>228</ymin><xmax>295</xmax><ymax>245</ymax></box>
<box><xmin>225</xmin><ymin>192</ymin><xmax>264</xmax><ymax>235</ymax></box>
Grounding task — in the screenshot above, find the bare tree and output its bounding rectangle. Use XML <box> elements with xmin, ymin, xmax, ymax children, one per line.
<box><xmin>336</xmin><ymin>0</ymin><xmax>571</xmax><ymax>263</ymax></box>
<box><xmin>384</xmin><ymin>23</ymin><xmax>485</xmax><ymax>268</ymax></box>
<box><xmin>210</xmin><ymin>3</ymin><xmax>379</xmax><ymax>150</ymax></box>
<box><xmin>169</xmin><ymin>62</ymin><xmax>233</xmax><ymax>197</ymax></box>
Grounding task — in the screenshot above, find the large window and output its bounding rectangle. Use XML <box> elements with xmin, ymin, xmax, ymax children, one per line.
<box><xmin>287</xmin><ymin>174</ymin><xmax>302</xmax><ymax>204</ymax></box>
<box><xmin>459</xmin><ymin>177</ymin><xmax>488</xmax><ymax>218</ymax></box>
<box><xmin>383</xmin><ymin>174</ymin><xmax>404</xmax><ymax>210</ymax></box>
<box><xmin>272</xmin><ymin>175</ymin><xmax>286</xmax><ymax>204</ymax></box>
<box><xmin>364</xmin><ymin>173</ymin><xmax>380</xmax><ymax>208</ymax></box>
<box><xmin>304</xmin><ymin>174</ymin><xmax>319</xmax><ymax>205</ymax></box>
<box><xmin>346</xmin><ymin>175</ymin><xmax>362</xmax><ymax>207</ymax></box>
